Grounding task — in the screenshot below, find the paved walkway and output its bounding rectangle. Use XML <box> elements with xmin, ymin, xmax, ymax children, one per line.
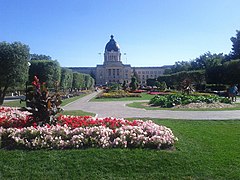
<box><xmin>63</xmin><ymin>91</ymin><xmax>240</xmax><ymax>120</ymax></box>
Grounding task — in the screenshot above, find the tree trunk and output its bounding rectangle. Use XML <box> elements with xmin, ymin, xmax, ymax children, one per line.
<box><xmin>0</xmin><ymin>86</ymin><xmax>8</xmax><ymax>105</ymax></box>
<box><xmin>0</xmin><ymin>92</ymin><xmax>4</xmax><ymax>105</ymax></box>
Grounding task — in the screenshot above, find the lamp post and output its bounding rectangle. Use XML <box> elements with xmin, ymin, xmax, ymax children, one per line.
<box><xmin>98</xmin><ymin>53</ymin><xmax>102</xmax><ymax>63</ymax></box>
<box><xmin>124</xmin><ymin>53</ymin><xmax>127</xmax><ymax>64</ymax></box>
<box><xmin>25</xmin><ymin>61</ymin><xmax>31</xmax><ymax>105</ymax></box>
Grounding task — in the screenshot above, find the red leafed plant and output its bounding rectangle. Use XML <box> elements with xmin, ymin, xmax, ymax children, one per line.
<box><xmin>22</xmin><ymin>76</ymin><xmax>62</xmax><ymax>126</ymax></box>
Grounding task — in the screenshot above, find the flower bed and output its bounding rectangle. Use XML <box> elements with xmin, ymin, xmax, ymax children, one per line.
<box><xmin>147</xmin><ymin>91</ymin><xmax>172</xmax><ymax>95</ymax></box>
<box><xmin>96</xmin><ymin>90</ymin><xmax>141</xmax><ymax>99</ymax></box>
<box><xmin>0</xmin><ymin>106</ymin><xmax>178</xmax><ymax>150</ymax></box>
<box><xmin>0</xmin><ymin>107</ymin><xmax>32</xmax><ymax>128</ymax></box>
<box><xmin>149</xmin><ymin>94</ymin><xmax>231</xmax><ymax>108</ymax></box>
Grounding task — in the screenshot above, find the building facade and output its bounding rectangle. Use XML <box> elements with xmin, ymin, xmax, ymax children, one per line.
<box><xmin>69</xmin><ymin>35</ymin><xmax>171</xmax><ymax>85</ymax></box>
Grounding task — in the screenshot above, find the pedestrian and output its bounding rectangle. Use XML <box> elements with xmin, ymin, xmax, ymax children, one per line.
<box><xmin>228</xmin><ymin>84</ymin><xmax>238</xmax><ymax>102</ymax></box>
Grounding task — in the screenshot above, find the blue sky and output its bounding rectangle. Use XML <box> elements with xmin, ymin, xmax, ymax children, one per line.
<box><xmin>1</xmin><ymin>0</ymin><xmax>240</xmax><ymax>67</ymax></box>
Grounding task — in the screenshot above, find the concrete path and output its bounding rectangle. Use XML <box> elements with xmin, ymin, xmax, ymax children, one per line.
<box><xmin>63</xmin><ymin>91</ymin><xmax>240</xmax><ymax>120</ymax></box>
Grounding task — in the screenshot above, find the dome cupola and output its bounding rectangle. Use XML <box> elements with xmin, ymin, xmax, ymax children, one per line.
<box><xmin>105</xmin><ymin>35</ymin><xmax>120</xmax><ymax>52</ymax></box>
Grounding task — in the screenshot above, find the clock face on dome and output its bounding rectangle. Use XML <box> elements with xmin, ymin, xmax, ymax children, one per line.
<box><xmin>105</xmin><ymin>35</ymin><xmax>120</xmax><ymax>52</ymax></box>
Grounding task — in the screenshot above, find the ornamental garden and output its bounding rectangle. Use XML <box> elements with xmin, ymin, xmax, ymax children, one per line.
<box><xmin>1</xmin><ymin>30</ymin><xmax>240</xmax><ymax>179</ymax></box>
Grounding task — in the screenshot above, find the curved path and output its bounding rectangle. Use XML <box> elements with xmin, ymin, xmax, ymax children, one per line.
<box><xmin>63</xmin><ymin>91</ymin><xmax>240</xmax><ymax>120</ymax></box>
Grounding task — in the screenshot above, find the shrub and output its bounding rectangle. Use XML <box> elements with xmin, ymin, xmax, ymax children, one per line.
<box><xmin>149</xmin><ymin>93</ymin><xmax>231</xmax><ymax>108</ymax></box>
<box><xmin>22</xmin><ymin>76</ymin><xmax>62</xmax><ymax>126</ymax></box>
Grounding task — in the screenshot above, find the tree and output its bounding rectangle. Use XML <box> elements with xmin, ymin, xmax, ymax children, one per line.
<box><xmin>172</xmin><ymin>61</ymin><xmax>191</xmax><ymax>73</ymax></box>
<box><xmin>155</xmin><ymin>81</ymin><xmax>167</xmax><ymax>91</ymax></box>
<box><xmin>84</xmin><ymin>74</ymin><xmax>95</xmax><ymax>89</ymax></box>
<box><xmin>30</xmin><ymin>53</ymin><xmax>52</xmax><ymax>60</ymax></box>
<box><xmin>132</xmin><ymin>68</ymin><xmax>140</xmax><ymax>83</ymax></box>
<box><xmin>72</xmin><ymin>72</ymin><xmax>84</xmax><ymax>89</ymax></box>
<box><xmin>129</xmin><ymin>76</ymin><xmax>138</xmax><ymax>91</ymax></box>
<box><xmin>230</xmin><ymin>30</ymin><xmax>240</xmax><ymax>60</ymax></box>
<box><xmin>122</xmin><ymin>80</ymin><xmax>127</xmax><ymax>90</ymax></box>
<box><xmin>60</xmin><ymin>68</ymin><xmax>73</xmax><ymax>91</ymax></box>
<box><xmin>29</xmin><ymin>60</ymin><xmax>61</xmax><ymax>88</ymax></box>
<box><xmin>0</xmin><ymin>41</ymin><xmax>30</xmax><ymax>105</ymax></box>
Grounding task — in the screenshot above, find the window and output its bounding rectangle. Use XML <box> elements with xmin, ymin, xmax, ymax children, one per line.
<box><xmin>108</xmin><ymin>69</ymin><xmax>111</xmax><ymax>76</ymax></box>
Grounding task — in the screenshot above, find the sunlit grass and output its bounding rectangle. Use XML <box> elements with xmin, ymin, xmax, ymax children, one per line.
<box><xmin>2</xmin><ymin>94</ymin><xmax>86</xmax><ymax>108</ymax></box>
<box><xmin>60</xmin><ymin>110</ymin><xmax>95</xmax><ymax>116</ymax></box>
<box><xmin>0</xmin><ymin>120</ymin><xmax>239</xmax><ymax>179</ymax></box>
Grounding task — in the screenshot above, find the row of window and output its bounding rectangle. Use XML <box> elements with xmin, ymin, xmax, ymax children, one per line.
<box><xmin>137</xmin><ymin>70</ymin><xmax>162</xmax><ymax>75</ymax></box>
<box><xmin>99</xmin><ymin>74</ymin><xmax>129</xmax><ymax>79</ymax></box>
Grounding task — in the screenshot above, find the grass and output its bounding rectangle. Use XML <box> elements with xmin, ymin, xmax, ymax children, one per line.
<box><xmin>2</xmin><ymin>99</ymin><xmax>26</xmax><ymax>107</ymax></box>
<box><xmin>127</xmin><ymin>101</ymin><xmax>240</xmax><ymax>111</ymax></box>
<box><xmin>0</xmin><ymin>119</ymin><xmax>240</xmax><ymax>179</ymax></box>
<box><xmin>2</xmin><ymin>94</ymin><xmax>87</xmax><ymax>108</ymax></box>
<box><xmin>2</xmin><ymin>95</ymin><xmax>95</xmax><ymax>117</ymax></box>
<box><xmin>91</xmin><ymin>92</ymin><xmax>154</xmax><ymax>102</ymax></box>
<box><xmin>61</xmin><ymin>94</ymin><xmax>86</xmax><ymax>106</ymax></box>
<box><xmin>60</xmin><ymin>110</ymin><xmax>95</xmax><ymax>116</ymax></box>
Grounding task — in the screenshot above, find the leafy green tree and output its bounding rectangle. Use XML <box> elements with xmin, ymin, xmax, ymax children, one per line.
<box><xmin>155</xmin><ymin>81</ymin><xmax>167</xmax><ymax>91</ymax></box>
<box><xmin>29</xmin><ymin>60</ymin><xmax>61</xmax><ymax>88</ymax></box>
<box><xmin>0</xmin><ymin>41</ymin><xmax>30</xmax><ymax>105</ymax></box>
<box><xmin>30</xmin><ymin>53</ymin><xmax>52</xmax><ymax>60</ymax></box>
<box><xmin>84</xmin><ymin>74</ymin><xmax>95</xmax><ymax>89</ymax></box>
<box><xmin>129</xmin><ymin>76</ymin><xmax>138</xmax><ymax>91</ymax></box>
<box><xmin>132</xmin><ymin>68</ymin><xmax>140</xmax><ymax>83</ymax></box>
<box><xmin>122</xmin><ymin>80</ymin><xmax>127</xmax><ymax>90</ymax></box>
<box><xmin>171</xmin><ymin>61</ymin><xmax>191</xmax><ymax>73</ymax></box>
<box><xmin>230</xmin><ymin>30</ymin><xmax>240</xmax><ymax>60</ymax></box>
<box><xmin>168</xmin><ymin>52</ymin><xmax>225</xmax><ymax>74</ymax></box>
<box><xmin>190</xmin><ymin>52</ymin><xmax>223</xmax><ymax>70</ymax></box>
<box><xmin>60</xmin><ymin>68</ymin><xmax>73</xmax><ymax>91</ymax></box>
<box><xmin>72</xmin><ymin>72</ymin><xmax>84</xmax><ymax>89</ymax></box>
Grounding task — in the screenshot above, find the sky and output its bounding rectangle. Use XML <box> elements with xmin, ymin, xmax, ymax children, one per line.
<box><xmin>0</xmin><ymin>0</ymin><xmax>240</xmax><ymax>67</ymax></box>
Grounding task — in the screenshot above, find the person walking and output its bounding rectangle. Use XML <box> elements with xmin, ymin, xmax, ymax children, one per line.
<box><xmin>228</xmin><ymin>84</ymin><xmax>238</xmax><ymax>102</ymax></box>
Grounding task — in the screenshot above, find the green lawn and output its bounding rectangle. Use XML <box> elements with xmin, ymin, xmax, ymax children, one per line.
<box><xmin>1</xmin><ymin>119</ymin><xmax>239</xmax><ymax>179</ymax></box>
<box><xmin>91</xmin><ymin>92</ymin><xmax>154</xmax><ymax>102</ymax></box>
<box><xmin>127</xmin><ymin>101</ymin><xmax>240</xmax><ymax>111</ymax></box>
<box><xmin>61</xmin><ymin>110</ymin><xmax>95</xmax><ymax>116</ymax></box>
<box><xmin>2</xmin><ymin>94</ymin><xmax>86</xmax><ymax>107</ymax></box>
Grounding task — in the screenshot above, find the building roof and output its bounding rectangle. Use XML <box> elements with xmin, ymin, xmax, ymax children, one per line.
<box><xmin>105</xmin><ymin>35</ymin><xmax>120</xmax><ymax>52</ymax></box>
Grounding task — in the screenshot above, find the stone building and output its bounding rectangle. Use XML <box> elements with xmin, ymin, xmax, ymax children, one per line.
<box><xmin>69</xmin><ymin>35</ymin><xmax>171</xmax><ymax>86</ymax></box>
<box><xmin>95</xmin><ymin>35</ymin><xmax>132</xmax><ymax>85</ymax></box>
